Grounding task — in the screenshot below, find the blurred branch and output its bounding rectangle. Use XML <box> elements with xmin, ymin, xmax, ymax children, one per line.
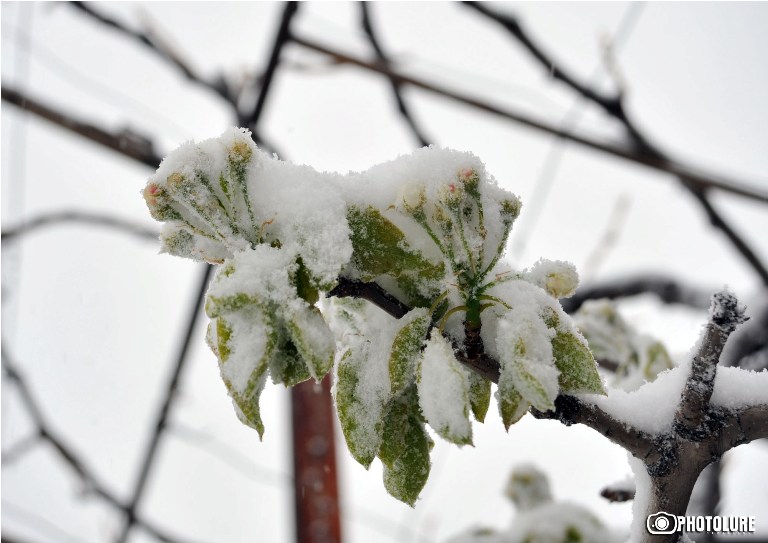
<box><xmin>359</xmin><ymin>2</ymin><xmax>431</xmax><ymax>147</ymax></box>
<box><xmin>289</xmin><ymin>34</ymin><xmax>768</xmax><ymax>205</ymax></box>
<box><xmin>561</xmin><ymin>275</ymin><xmax>712</xmax><ymax>313</ymax></box>
<box><xmin>0</xmin><ymin>345</ymin><xmax>192</xmax><ymax>543</ymax></box>
<box><xmin>240</xmin><ymin>2</ymin><xmax>300</xmax><ymax>140</ymax></box>
<box><xmin>1</xmin><ymin>211</ymin><xmax>158</xmax><ymax>243</ymax></box>
<box><xmin>463</xmin><ymin>2</ymin><xmax>768</xmax><ymax>286</ymax></box>
<box><xmin>116</xmin><ymin>264</ymin><xmax>213</xmax><ymax>543</ymax></box>
<box><xmin>68</xmin><ymin>1</ymin><xmax>234</xmax><ymax>105</ymax></box>
<box><xmin>2</xmin><ymin>85</ymin><xmax>162</xmax><ymax>168</ymax></box>
<box><xmin>462</xmin><ymin>1</ymin><xmax>650</xmax><ymax>151</ymax></box>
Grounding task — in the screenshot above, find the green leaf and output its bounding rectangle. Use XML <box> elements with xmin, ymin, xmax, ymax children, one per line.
<box><xmin>229</xmin><ymin>368</ymin><xmax>268</xmax><ymax>439</ymax></box>
<box><xmin>379</xmin><ymin>387</ymin><xmax>431</xmax><ymax>506</ymax></box>
<box><xmin>213</xmin><ymin>312</ymin><xmax>275</xmax><ymax>441</ymax></box>
<box><xmin>335</xmin><ymin>350</ymin><xmax>380</xmax><ymax>468</ymax></box>
<box><xmin>388</xmin><ymin>310</ymin><xmax>431</xmax><ymax>396</ymax></box>
<box><xmin>269</xmin><ymin>332</ymin><xmax>311</xmax><ymax>387</ymax></box>
<box><xmin>496</xmin><ymin>379</ymin><xmax>529</xmax><ymax>430</ymax></box>
<box><xmin>285</xmin><ymin>306</ymin><xmax>335</xmax><ymax>381</ymax></box>
<box><xmin>468</xmin><ymin>371</ymin><xmax>491</xmax><ymax>423</ymax></box>
<box><xmin>510</xmin><ymin>357</ymin><xmax>557</xmax><ymax>412</ymax></box>
<box><xmin>347</xmin><ymin>206</ymin><xmax>443</xmax><ymax>282</ymax></box>
<box><xmin>293</xmin><ymin>257</ymin><xmax>320</xmax><ymax>305</ymax></box>
<box><xmin>552</xmin><ymin>331</ymin><xmax>606</xmax><ymax>395</ymax></box>
<box><xmin>643</xmin><ymin>341</ymin><xmax>674</xmax><ymax>379</ymax></box>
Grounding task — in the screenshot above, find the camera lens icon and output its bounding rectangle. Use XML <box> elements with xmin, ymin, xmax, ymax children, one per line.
<box><xmin>647</xmin><ymin>512</ymin><xmax>678</xmax><ymax>535</ymax></box>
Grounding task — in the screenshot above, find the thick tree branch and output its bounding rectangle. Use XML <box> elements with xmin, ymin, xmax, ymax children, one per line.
<box><xmin>717</xmin><ymin>404</ymin><xmax>768</xmax><ymax>454</ymax></box>
<box><xmin>290</xmin><ymin>35</ymin><xmax>768</xmax><ymax>205</ymax></box>
<box><xmin>2</xmin><ymin>85</ymin><xmax>161</xmax><ymax>168</ymax></box>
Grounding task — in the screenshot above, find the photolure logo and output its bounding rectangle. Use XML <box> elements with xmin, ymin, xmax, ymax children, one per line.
<box><xmin>647</xmin><ymin>512</ymin><xmax>756</xmax><ymax>535</ymax></box>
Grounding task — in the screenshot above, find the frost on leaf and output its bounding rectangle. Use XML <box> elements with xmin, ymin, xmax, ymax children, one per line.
<box><xmin>418</xmin><ymin>333</ymin><xmax>473</xmax><ymax>446</ymax></box>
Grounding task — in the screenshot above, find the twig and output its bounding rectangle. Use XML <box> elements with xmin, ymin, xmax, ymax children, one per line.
<box><xmin>464</xmin><ymin>2</ymin><xmax>768</xmax><ymax>286</ymax></box>
<box><xmin>68</xmin><ymin>1</ymin><xmax>233</xmax><ymax>105</ymax></box>
<box><xmin>1</xmin><ymin>211</ymin><xmax>158</xmax><ymax>243</ymax></box>
<box><xmin>328</xmin><ymin>277</ymin><xmax>410</xmax><ymax>319</ymax></box>
<box><xmin>116</xmin><ymin>264</ymin><xmax>213</xmax><ymax>543</ymax></box>
<box><xmin>240</xmin><ymin>2</ymin><xmax>300</xmax><ymax>140</ymax></box>
<box><xmin>0</xmin><ymin>346</ymin><xmax>193</xmax><ymax>543</ymax></box>
<box><xmin>2</xmin><ymin>85</ymin><xmax>161</xmax><ymax>168</ymax></box>
<box><xmin>461</xmin><ymin>2</ymin><xmax>651</xmax><ymax>151</ymax></box>
<box><xmin>290</xmin><ymin>34</ymin><xmax>768</xmax><ymax>204</ymax></box>
<box><xmin>560</xmin><ymin>274</ymin><xmax>712</xmax><ymax>314</ymax></box>
<box><xmin>359</xmin><ymin>2</ymin><xmax>431</xmax><ymax>147</ymax></box>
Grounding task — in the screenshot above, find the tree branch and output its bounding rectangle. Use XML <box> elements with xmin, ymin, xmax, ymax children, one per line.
<box><xmin>1</xmin><ymin>211</ymin><xmax>158</xmax><ymax>243</ymax></box>
<box><xmin>0</xmin><ymin>346</ymin><xmax>193</xmax><ymax>543</ymax></box>
<box><xmin>68</xmin><ymin>1</ymin><xmax>234</xmax><ymax>105</ymax></box>
<box><xmin>359</xmin><ymin>2</ymin><xmax>431</xmax><ymax>147</ymax></box>
<box><xmin>289</xmin><ymin>34</ymin><xmax>768</xmax><ymax>204</ymax></box>
<box><xmin>116</xmin><ymin>264</ymin><xmax>213</xmax><ymax>543</ymax></box>
<box><xmin>240</xmin><ymin>2</ymin><xmax>300</xmax><ymax>140</ymax></box>
<box><xmin>463</xmin><ymin>3</ymin><xmax>768</xmax><ymax>286</ymax></box>
<box><xmin>561</xmin><ymin>274</ymin><xmax>712</xmax><ymax>313</ymax></box>
<box><xmin>2</xmin><ymin>85</ymin><xmax>162</xmax><ymax>169</ymax></box>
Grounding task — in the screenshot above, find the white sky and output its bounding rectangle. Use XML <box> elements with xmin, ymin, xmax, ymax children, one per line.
<box><xmin>2</xmin><ymin>2</ymin><xmax>768</xmax><ymax>542</ymax></box>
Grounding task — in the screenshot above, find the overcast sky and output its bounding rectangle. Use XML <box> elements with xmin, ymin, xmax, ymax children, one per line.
<box><xmin>2</xmin><ymin>2</ymin><xmax>768</xmax><ymax>542</ymax></box>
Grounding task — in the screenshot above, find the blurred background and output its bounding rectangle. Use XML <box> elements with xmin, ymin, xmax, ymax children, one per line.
<box><xmin>2</xmin><ymin>2</ymin><xmax>767</xmax><ymax>542</ymax></box>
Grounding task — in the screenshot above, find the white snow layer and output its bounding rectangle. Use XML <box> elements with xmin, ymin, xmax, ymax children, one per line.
<box><xmin>418</xmin><ymin>333</ymin><xmax>473</xmax><ymax>444</ymax></box>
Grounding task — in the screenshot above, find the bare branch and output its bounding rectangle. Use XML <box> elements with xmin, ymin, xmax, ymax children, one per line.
<box><xmin>0</xmin><ymin>346</ymin><xmax>193</xmax><ymax>543</ymax></box>
<box><xmin>290</xmin><ymin>34</ymin><xmax>768</xmax><ymax>205</ymax></box>
<box><xmin>1</xmin><ymin>211</ymin><xmax>158</xmax><ymax>243</ymax></box>
<box><xmin>240</xmin><ymin>2</ymin><xmax>300</xmax><ymax>140</ymax></box>
<box><xmin>68</xmin><ymin>1</ymin><xmax>233</xmax><ymax>104</ymax></box>
<box><xmin>359</xmin><ymin>2</ymin><xmax>431</xmax><ymax>147</ymax></box>
<box><xmin>561</xmin><ymin>274</ymin><xmax>712</xmax><ymax>313</ymax></box>
<box><xmin>2</xmin><ymin>85</ymin><xmax>161</xmax><ymax>168</ymax></box>
<box><xmin>532</xmin><ymin>395</ymin><xmax>658</xmax><ymax>462</ymax></box>
<box><xmin>464</xmin><ymin>3</ymin><xmax>768</xmax><ymax>286</ymax></box>
<box><xmin>116</xmin><ymin>264</ymin><xmax>213</xmax><ymax>543</ymax></box>
<box><xmin>461</xmin><ymin>1</ymin><xmax>651</xmax><ymax>151</ymax></box>
<box><xmin>718</xmin><ymin>404</ymin><xmax>768</xmax><ymax>454</ymax></box>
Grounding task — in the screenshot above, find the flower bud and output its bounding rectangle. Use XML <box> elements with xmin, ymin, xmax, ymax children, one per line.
<box><xmin>526</xmin><ymin>258</ymin><xmax>579</xmax><ymax>298</ymax></box>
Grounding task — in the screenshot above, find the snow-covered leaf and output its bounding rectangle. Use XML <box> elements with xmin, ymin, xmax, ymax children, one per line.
<box><xmin>417</xmin><ymin>334</ymin><xmax>473</xmax><ymax>445</ymax></box>
<box><xmin>468</xmin><ymin>371</ymin><xmax>491</xmax><ymax>423</ymax></box>
<box><xmin>552</xmin><ymin>331</ymin><xmax>605</xmax><ymax>395</ymax></box>
<box><xmin>335</xmin><ymin>349</ymin><xmax>380</xmax><ymax>468</ymax></box>
<box><xmin>389</xmin><ymin>308</ymin><xmax>431</xmax><ymax>396</ymax></box>
<box><xmin>346</xmin><ymin>205</ymin><xmax>444</xmax><ymax>283</ymax></box>
<box><xmin>379</xmin><ymin>387</ymin><xmax>432</xmax><ymax>506</ymax></box>
<box><xmin>509</xmin><ymin>355</ymin><xmax>558</xmax><ymax>412</ymax></box>
<box><xmin>496</xmin><ymin>378</ymin><xmax>529</xmax><ymax>430</ymax></box>
<box><xmin>285</xmin><ymin>305</ymin><xmax>335</xmax><ymax>381</ymax></box>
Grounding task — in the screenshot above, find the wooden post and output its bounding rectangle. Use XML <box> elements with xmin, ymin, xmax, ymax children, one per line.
<box><xmin>291</xmin><ymin>374</ymin><xmax>343</xmax><ymax>543</ymax></box>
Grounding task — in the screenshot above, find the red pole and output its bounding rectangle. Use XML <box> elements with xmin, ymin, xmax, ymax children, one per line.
<box><xmin>291</xmin><ymin>374</ymin><xmax>343</xmax><ymax>543</ymax></box>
